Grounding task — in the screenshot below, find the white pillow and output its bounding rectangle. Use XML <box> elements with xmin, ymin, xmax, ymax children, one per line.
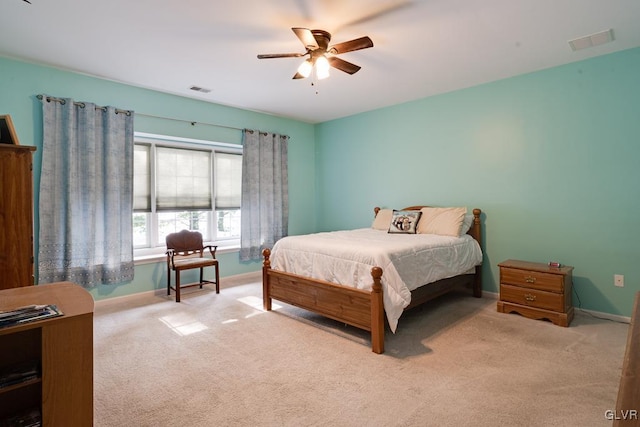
<box><xmin>417</xmin><ymin>207</ymin><xmax>466</xmax><ymax>236</ymax></box>
<box><xmin>459</xmin><ymin>214</ymin><xmax>474</xmax><ymax>236</ymax></box>
<box><xmin>371</xmin><ymin>208</ymin><xmax>393</xmax><ymax>230</ymax></box>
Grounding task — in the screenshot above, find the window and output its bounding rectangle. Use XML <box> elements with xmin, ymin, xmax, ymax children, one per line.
<box><xmin>133</xmin><ymin>133</ymin><xmax>242</xmax><ymax>257</ymax></box>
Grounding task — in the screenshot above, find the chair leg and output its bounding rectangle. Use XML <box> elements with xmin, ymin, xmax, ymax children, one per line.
<box><xmin>175</xmin><ymin>271</ymin><xmax>181</xmax><ymax>303</ymax></box>
<box><xmin>215</xmin><ymin>262</ymin><xmax>220</xmax><ymax>294</ymax></box>
<box><xmin>199</xmin><ymin>268</ymin><xmax>204</xmax><ymax>289</ymax></box>
<box><xmin>167</xmin><ymin>266</ymin><xmax>171</xmax><ymax>296</ymax></box>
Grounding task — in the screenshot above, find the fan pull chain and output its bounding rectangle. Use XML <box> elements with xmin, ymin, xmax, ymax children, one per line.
<box><xmin>311</xmin><ymin>79</ymin><xmax>320</xmax><ymax>95</ymax></box>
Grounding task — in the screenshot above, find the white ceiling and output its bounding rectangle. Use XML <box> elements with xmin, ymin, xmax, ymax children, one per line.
<box><xmin>2</xmin><ymin>0</ymin><xmax>640</xmax><ymax>124</ymax></box>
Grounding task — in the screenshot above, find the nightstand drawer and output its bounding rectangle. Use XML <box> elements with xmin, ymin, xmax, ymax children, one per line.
<box><xmin>500</xmin><ymin>283</ymin><xmax>564</xmax><ymax>312</ymax></box>
<box><xmin>500</xmin><ymin>267</ymin><xmax>564</xmax><ymax>293</ymax></box>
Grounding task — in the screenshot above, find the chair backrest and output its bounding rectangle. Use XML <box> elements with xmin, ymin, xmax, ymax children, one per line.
<box><xmin>166</xmin><ymin>230</ymin><xmax>204</xmax><ymax>255</ymax></box>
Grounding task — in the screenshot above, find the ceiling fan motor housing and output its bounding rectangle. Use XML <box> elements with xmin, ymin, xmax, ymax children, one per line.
<box><xmin>310</xmin><ymin>29</ymin><xmax>331</xmax><ymax>51</ymax></box>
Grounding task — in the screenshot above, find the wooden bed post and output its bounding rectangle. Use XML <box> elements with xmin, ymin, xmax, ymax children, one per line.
<box><xmin>370</xmin><ymin>266</ymin><xmax>384</xmax><ymax>354</ymax></box>
<box><xmin>262</xmin><ymin>248</ymin><xmax>272</xmax><ymax>311</ymax></box>
<box><xmin>471</xmin><ymin>208</ymin><xmax>483</xmax><ymax>298</ymax></box>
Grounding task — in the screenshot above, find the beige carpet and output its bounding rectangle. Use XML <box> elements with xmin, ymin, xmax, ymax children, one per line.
<box><xmin>94</xmin><ymin>274</ymin><xmax>628</xmax><ymax>427</ymax></box>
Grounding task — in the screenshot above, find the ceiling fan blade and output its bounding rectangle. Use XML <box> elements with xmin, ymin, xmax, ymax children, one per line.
<box><xmin>327</xmin><ymin>57</ymin><xmax>362</xmax><ymax>75</ymax></box>
<box><xmin>292</xmin><ymin>27</ymin><xmax>318</xmax><ymax>50</ymax></box>
<box><xmin>257</xmin><ymin>53</ymin><xmax>305</xmax><ymax>59</ymax></box>
<box><xmin>292</xmin><ymin>72</ymin><xmax>306</xmax><ymax>80</ymax></box>
<box><xmin>328</xmin><ymin>36</ymin><xmax>374</xmax><ymax>54</ymax></box>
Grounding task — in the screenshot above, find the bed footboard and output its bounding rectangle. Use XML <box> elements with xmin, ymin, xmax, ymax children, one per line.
<box><xmin>262</xmin><ymin>248</ymin><xmax>385</xmax><ymax>353</ymax></box>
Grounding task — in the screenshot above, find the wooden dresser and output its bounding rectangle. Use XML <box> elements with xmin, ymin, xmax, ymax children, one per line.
<box><xmin>0</xmin><ymin>144</ymin><xmax>37</xmax><ymax>289</ymax></box>
<box><xmin>497</xmin><ymin>259</ymin><xmax>574</xmax><ymax>327</ymax></box>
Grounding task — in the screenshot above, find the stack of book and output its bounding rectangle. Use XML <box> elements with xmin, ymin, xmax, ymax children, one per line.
<box><xmin>0</xmin><ymin>362</ymin><xmax>42</xmax><ymax>426</ymax></box>
<box><xmin>0</xmin><ymin>408</ymin><xmax>41</xmax><ymax>427</ymax></box>
<box><xmin>0</xmin><ymin>361</ymin><xmax>39</xmax><ymax>389</ymax></box>
<box><xmin>0</xmin><ymin>304</ymin><xmax>63</xmax><ymax>329</ymax></box>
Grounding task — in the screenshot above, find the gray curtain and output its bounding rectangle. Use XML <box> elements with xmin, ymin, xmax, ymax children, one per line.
<box><xmin>38</xmin><ymin>96</ymin><xmax>135</xmax><ymax>287</ymax></box>
<box><xmin>240</xmin><ymin>129</ymin><xmax>288</xmax><ymax>261</ymax></box>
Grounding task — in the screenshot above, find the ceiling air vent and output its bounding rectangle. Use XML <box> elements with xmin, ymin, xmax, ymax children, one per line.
<box><xmin>568</xmin><ymin>29</ymin><xmax>614</xmax><ymax>51</ymax></box>
<box><xmin>189</xmin><ymin>85</ymin><xmax>212</xmax><ymax>93</ymax></box>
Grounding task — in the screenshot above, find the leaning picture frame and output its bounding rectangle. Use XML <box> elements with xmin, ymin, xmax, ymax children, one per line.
<box><xmin>0</xmin><ymin>115</ymin><xmax>20</xmax><ymax>145</ymax></box>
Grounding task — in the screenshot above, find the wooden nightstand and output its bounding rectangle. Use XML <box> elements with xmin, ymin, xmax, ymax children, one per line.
<box><xmin>497</xmin><ymin>259</ymin><xmax>574</xmax><ymax>327</ymax></box>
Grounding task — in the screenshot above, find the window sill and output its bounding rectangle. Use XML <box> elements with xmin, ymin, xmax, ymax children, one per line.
<box><xmin>134</xmin><ymin>244</ymin><xmax>240</xmax><ymax>265</ymax></box>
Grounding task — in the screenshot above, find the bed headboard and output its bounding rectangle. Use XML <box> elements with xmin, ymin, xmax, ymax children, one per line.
<box><xmin>373</xmin><ymin>206</ymin><xmax>483</xmax><ymax>248</ymax></box>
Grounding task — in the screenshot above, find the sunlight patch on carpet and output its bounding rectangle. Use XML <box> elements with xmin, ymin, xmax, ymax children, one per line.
<box><xmin>159</xmin><ymin>313</ymin><xmax>208</xmax><ymax>336</ymax></box>
<box><xmin>237</xmin><ymin>295</ymin><xmax>282</xmax><ymax>313</ymax></box>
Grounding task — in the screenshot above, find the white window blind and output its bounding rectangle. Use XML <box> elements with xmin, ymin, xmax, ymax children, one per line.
<box><xmin>156</xmin><ymin>146</ymin><xmax>212</xmax><ymax>211</ymax></box>
<box><xmin>133</xmin><ymin>144</ymin><xmax>151</xmax><ymax>212</ymax></box>
<box><xmin>215</xmin><ymin>153</ymin><xmax>242</xmax><ymax>209</ymax></box>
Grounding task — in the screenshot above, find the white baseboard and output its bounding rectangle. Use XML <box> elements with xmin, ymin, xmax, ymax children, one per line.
<box><xmin>483</xmin><ymin>290</ymin><xmax>629</xmax><ymax>324</ymax></box>
<box><xmin>574</xmin><ymin>307</ymin><xmax>630</xmax><ymax>324</ymax></box>
<box><xmin>95</xmin><ymin>276</ymin><xmax>631</xmax><ymax>324</ymax></box>
<box><xmin>483</xmin><ymin>290</ymin><xmax>499</xmax><ymax>299</ymax></box>
<box><xmin>94</xmin><ymin>270</ymin><xmax>262</xmax><ymax>308</ymax></box>
<box><xmin>94</xmin><ymin>288</ymin><xmax>163</xmax><ymax>308</ymax></box>
<box><xmin>220</xmin><ymin>270</ymin><xmax>261</xmax><ymax>286</ymax></box>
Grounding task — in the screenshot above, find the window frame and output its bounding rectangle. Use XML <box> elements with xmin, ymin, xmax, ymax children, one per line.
<box><xmin>133</xmin><ymin>132</ymin><xmax>242</xmax><ymax>261</ymax></box>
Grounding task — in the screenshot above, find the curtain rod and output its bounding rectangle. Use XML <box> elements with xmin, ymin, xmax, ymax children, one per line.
<box><xmin>37</xmin><ymin>95</ymin><xmax>283</xmax><ymax>136</ymax></box>
<box><xmin>37</xmin><ymin>94</ymin><xmax>243</xmax><ymax>132</ymax></box>
<box><xmin>130</xmin><ymin>113</ymin><xmax>274</xmax><ymax>135</ymax></box>
<box><xmin>37</xmin><ymin>94</ymin><xmax>132</xmax><ymax>116</ymax></box>
<box><xmin>135</xmin><ymin>111</ymin><xmax>243</xmax><ymax>132</ymax></box>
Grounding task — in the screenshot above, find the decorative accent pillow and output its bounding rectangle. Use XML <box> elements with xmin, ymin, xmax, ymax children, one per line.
<box><xmin>388</xmin><ymin>210</ymin><xmax>422</xmax><ymax>234</ymax></box>
<box><xmin>417</xmin><ymin>207</ymin><xmax>466</xmax><ymax>236</ymax></box>
<box><xmin>372</xmin><ymin>208</ymin><xmax>394</xmax><ymax>230</ymax></box>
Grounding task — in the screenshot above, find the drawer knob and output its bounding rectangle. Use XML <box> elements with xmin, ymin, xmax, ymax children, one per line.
<box><xmin>525</xmin><ymin>276</ymin><xmax>537</xmax><ymax>283</ymax></box>
<box><xmin>524</xmin><ymin>293</ymin><xmax>536</xmax><ymax>302</ymax></box>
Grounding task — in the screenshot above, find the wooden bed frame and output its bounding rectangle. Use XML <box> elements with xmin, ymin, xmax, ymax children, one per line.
<box><xmin>262</xmin><ymin>206</ymin><xmax>483</xmax><ymax>354</ymax></box>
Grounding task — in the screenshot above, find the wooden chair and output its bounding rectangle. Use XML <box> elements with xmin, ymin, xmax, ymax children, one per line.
<box><xmin>166</xmin><ymin>230</ymin><xmax>219</xmax><ymax>302</ymax></box>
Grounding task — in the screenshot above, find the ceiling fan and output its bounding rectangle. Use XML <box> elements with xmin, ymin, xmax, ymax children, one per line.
<box><xmin>257</xmin><ymin>27</ymin><xmax>374</xmax><ymax>80</ymax></box>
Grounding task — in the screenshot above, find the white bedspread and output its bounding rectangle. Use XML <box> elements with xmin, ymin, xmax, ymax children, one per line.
<box><xmin>270</xmin><ymin>228</ymin><xmax>483</xmax><ymax>332</ymax></box>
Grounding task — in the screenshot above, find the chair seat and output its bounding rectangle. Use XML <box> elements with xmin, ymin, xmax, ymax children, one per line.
<box><xmin>172</xmin><ymin>258</ymin><xmax>218</xmax><ymax>271</ymax></box>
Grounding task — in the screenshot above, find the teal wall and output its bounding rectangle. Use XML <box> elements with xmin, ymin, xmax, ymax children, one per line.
<box><xmin>0</xmin><ymin>56</ymin><xmax>316</xmax><ymax>300</ymax></box>
<box><xmin>315</xmin><ymin>47</ymin><xmax>640</xmax><ymax>317</ymax></box>
<box><xmin>2</xmin><ymin>47</ymin><xmax>639</xmax><ymax>317</ymax></box>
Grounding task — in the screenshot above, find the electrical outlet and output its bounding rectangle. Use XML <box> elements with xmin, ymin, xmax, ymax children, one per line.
<box><xmin>614</xmin><ymin>274</ymin><xmax>624</xmax><ymax>287</ymax></box>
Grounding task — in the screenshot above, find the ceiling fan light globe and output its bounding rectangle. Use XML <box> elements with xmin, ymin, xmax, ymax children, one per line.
<box><xmin>297</xmin><ymin>60</ymin><xmax>313</xmax><ymax>78</ymax></box>
<box><xmin>316</xmin><ymin>67</ymin><xmax>330</xmax><ymax>80</ymax></box>
<box><xmin>315</xmin><ymin>55</ymin><xmax>330</xmax><ymax>80</ymax></box>
<box><xmin>316</xmin><ymin>56</ymin><xmax>330</xmax><ymax>72</ymax></box>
